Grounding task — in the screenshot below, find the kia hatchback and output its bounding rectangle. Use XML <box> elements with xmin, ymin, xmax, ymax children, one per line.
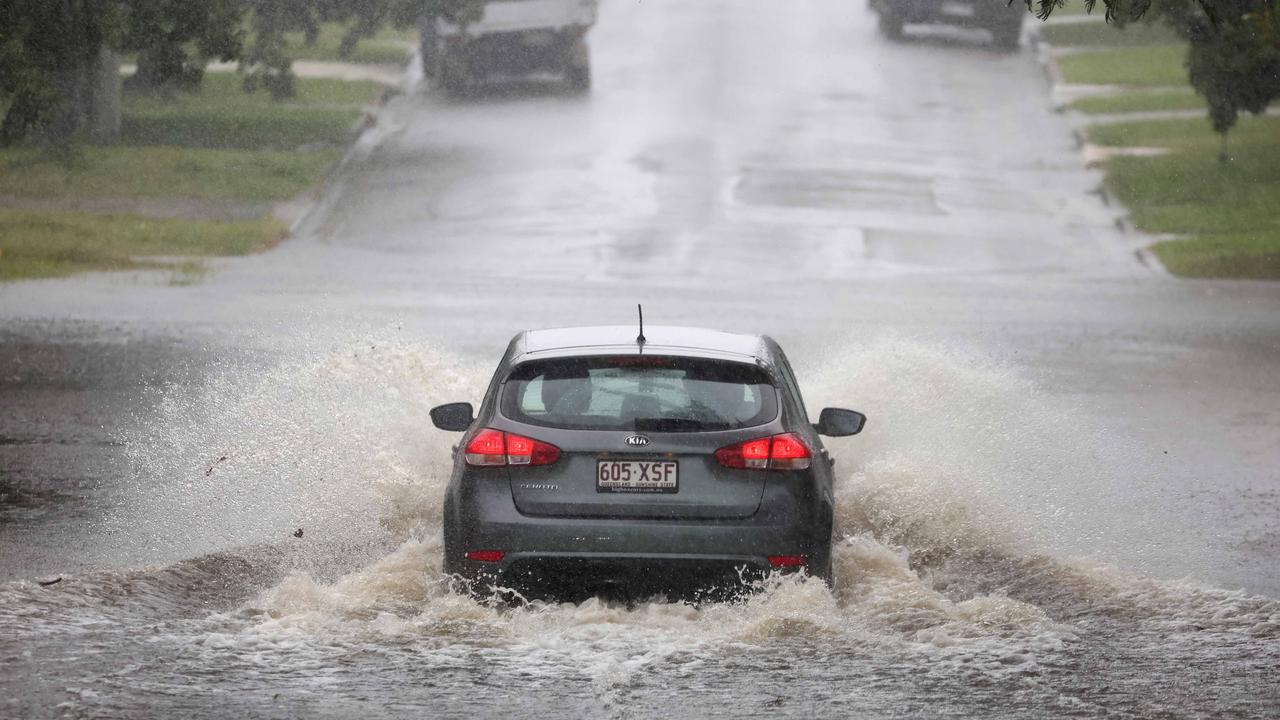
<box><xmin>430</xmin><ymin>326</ymin><xmax>865</xmax><ymax>601</ymax></box>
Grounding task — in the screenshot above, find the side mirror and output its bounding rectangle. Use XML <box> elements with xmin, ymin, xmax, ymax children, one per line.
<box><xmin>815</xmin><ymin>407</ymin><xmax>866</xmax><ymax>437</ymax></box>
<box><xmin>430</xmin><ymin>402</ymin><xmax>474</xmax><ymax>432</ymax></box>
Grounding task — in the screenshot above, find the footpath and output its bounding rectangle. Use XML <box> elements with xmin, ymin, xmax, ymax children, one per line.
<box><xmin>1029</xmin><ymin>10</ymin><xmax>1280</xmax><ymax>280</ymax></box>
<box><xmin>0</xmin><ymin>26</ymin><xmax>415</xmax><ymax>284</ymax></box>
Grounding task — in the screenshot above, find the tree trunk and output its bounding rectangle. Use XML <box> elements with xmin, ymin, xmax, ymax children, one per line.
<box><xmin>32</xmin><ymin>44</ymin><xmax>121</xmax><ymax>148</ymax></box>
<box><xmin>44</xmin><ymin>60</ymin><xmax>90</xmax><ymax>147</ymax></box>
<box><xmin>0</xmin><ymin>93</ymin><xmax>44</xmax><ymax>147</ymax></box>
<box><xmin>87</xmin><ymin>47</ymin><xmax>121</xmax><ymax>145</ymax></box>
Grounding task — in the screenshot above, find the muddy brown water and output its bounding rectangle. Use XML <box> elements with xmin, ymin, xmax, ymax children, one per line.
<box><xmin>2</xmin><ymin>336</ymin><xmax>1277</xmax><ymax>719</ymax></box>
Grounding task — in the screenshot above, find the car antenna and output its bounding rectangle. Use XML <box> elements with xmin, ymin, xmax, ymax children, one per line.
<box><xmin>636</xmin><ymin>304</ymin><xmax>646</xmax><ymax>347</ymax></box>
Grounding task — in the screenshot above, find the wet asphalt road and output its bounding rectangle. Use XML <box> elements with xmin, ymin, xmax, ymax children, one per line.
<box><xmin>2</xmin><ymin>0</ymin><xmax>1280</xmax><ymax>717</ymax></box>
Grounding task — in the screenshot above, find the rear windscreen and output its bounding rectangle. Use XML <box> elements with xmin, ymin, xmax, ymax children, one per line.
<box><xmin>502</xmin><ymin>356</ymin><xmax>778</xmax><ymax>432</ymax></box>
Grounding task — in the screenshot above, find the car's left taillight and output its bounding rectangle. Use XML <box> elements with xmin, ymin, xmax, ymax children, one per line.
<box><xmin>714</xmin><ymin>432</ymin><xmax>812</xmax><ymax>471</ymax></box>
<box><xmin>464</xmin><ymin>428</ymin><xmax>560</xmax><ymax>467</ymax></box>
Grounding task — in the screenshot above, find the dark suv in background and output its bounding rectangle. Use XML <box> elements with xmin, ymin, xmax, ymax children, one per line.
<box><xmin>430</xmin><ymin>325</ymin><xmax>866</xmax><ymax>602</ymax></box>
<box><xmin>871</xmin><ymin>0</ymin><xmax>1026</xmax><ymax>49</ymax></box>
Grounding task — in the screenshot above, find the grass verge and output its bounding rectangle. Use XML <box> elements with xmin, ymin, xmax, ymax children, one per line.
<box><xmin>1086</xmin><ymin>113</ymin><xmax>1279</xmax><ymax>149</ymax></box>
<box><xmin>1097</xmin><ymin>117</ymin><xmax>1280</xmax><ymax>279</ymax></box>
<box><xmin>1151</xmin><ymin>233</ymin><xmax>1280</xmax><ymax>279</ymax></box>
<box><xmin>0</xmin><ymin>48</ymin><xmax>390</xmax><ymax>283</ymax></box>
<box><xmin>0</xmin><ymin>210</ymin><xmax>283</xmax><ymax>281</ymax></box>
<box><xmin>122</xmin><ymin>74</ymin><xmax>381</xmax><ymax>150</ymax></box>
<box><xmin>1057</xmin><ymin>44</ymin><xmax>1187</xmax><ymax>86</ymax></box>
<box><xmin>0</xmin><ymin>146</ymin><xmax>341</xmax><ymax>201</ymax></box>
<box><xmin>283</xmin><ymin>23</ymin><xmax>415</xmax><ymax>65</ymax></box>
<box><xmin>1068</xmin><ymin>90</ymin><xmax>1203</xmax><ymax>114</ymax></box>
<box><xmin>1039</xmin><ymin>20</ymin><xmax>1180</xmax><ymax>47</ymax></box>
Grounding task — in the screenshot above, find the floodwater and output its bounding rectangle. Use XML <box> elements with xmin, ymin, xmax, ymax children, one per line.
<box><xmin>3</xmin><ymin>338</ymin><xmax>1276</xmax><ymax>718</ymax></box>
<box><xmin>3</xmin><ymin>0</ymin><xmax>1280</xmax><ymax>716</ymax></box>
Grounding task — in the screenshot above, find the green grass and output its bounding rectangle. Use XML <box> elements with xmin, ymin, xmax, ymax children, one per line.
<box><xmin>1151</xmin><ymin>232</ymin><xmax>1280</xmax><ymax>280</ymax></box>
<box><xmin>193</xmin><ymin>73</ymin><xmax>386</xmax><ymax>106</ymax></box>
<box><xmin>0</xmin><ymin>146</ymin><xmax>340</xmax><ymax>201</ymax></box>
<box><xmin>1095</xmin><ymin>116</ymin><xmax>1280</xmax><ymax>279</ymax></box>
<box><xmin>0</xmin><ymin>209</ymin><xmax>283</xmax><ymax>281</ymax></box>
<box><xmin>283</xmin><ymin>22</ymin><xmax>415</xmax><ymax>65</ymax></box>
<box><xmin>122</xmin><ymin>22</ymin><xmax>415</xmax><ymax>66</ymax></box>
<box><xmin>122</xmin><ymin>74</ymin><xmax>380</xmax><ymax>150</ymax></box>
<box><xmin>1039</xmin><ymin>20</ymin><xmax>1180</xmax><ymax>47</ymax></box>
<box><xmin>1057</xmin><ymin>44</ymin><xmax>1188</xmax><ymax>86</ymax></box>
<box><xmin>1068</xmin><ymin>90</ymin><xmax>1204</xmax><ymax>114</ymax></box>
<box><xmin>0</xmin><ymin>41</ymin><xmax>388</xmax><ymax>282</ymax></box>
<box><xmin>1086</xmin><ymin>114</ymin><xmax>1280</xmax><ymax>148</ymax></box>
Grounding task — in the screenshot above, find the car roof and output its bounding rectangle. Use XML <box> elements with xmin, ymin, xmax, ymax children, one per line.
<box><xmin>509</xmin><ymin>325</ymin><xmax>772</xmax><ymax>364</ymax></box>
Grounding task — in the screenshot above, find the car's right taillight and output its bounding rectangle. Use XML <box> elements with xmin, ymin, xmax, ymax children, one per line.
<box><xmin>464</xmin><ymin>428</ymin><xmax>560</xmax><ymax>467</ymax></box>
<box><xmin>714</xmin><ymin>433</ymin><xmax>812</xmax><ymax>471</ymax></box>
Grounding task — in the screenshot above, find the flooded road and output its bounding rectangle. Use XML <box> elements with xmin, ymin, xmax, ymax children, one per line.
<box><xmin>3</xmin><ymin>336</ymin><xmax>1278</xmax><ymax>718</ymax></box>
<box><xmin>3</xmin><ymin>0</ymin><xmax>1280</xmax><ymax>717</ymax></box>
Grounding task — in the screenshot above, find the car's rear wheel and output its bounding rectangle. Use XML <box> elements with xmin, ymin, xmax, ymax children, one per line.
<box><xmin>991</xmin><ymin>20</ymin><xmax>1021</xmax><ymax>50</ymax></box>
<box><xmin>808</xmin><ymin>547</ymin><xmax>833</xmax><ymax>586</ymax></box>
<box><xmin>566</xmin><ymin>60</ymin><xmax>591</xmax><ymax>92</ymax></box>
<box><xmin>878</xmin><ymin>11</ymin><xmax>905</xmax><ymax>40</ymax></box>
<box><xmin>441</xmin><ymin>55</ymin><xmax>470</xmax><ymax>96</ymax></box>
<box><xmin>565</xmin><ymin>37</ymin><xmax>591</xmax><ymax>92</ymax></box>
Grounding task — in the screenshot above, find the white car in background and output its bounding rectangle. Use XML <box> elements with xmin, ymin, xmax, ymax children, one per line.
<box><xmin>422</xmin><ymin>0</ymin><xmax>598</xmax><ymax>94</ymax></box>
<box><xmin>870</xmin><ymin>0</ymin><xmax>1025</xmax><ymax>49</ymax></box>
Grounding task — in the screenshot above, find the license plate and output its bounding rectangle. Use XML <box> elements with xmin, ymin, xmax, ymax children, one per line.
<box><xmin>597</xmin><ymin>460</ymin><xmax>678</xmax><ymax>493</ymax></box>
<box><xmin>940</xmin><ymin>1</ymin><xmax>976</xmax><ymax>16</ymax></box>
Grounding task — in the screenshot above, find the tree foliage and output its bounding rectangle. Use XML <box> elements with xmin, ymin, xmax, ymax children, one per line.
<box><xmin>122</xmin><ymin>0</ymin><xmax>244</xmax><ymax>91</ymax></box>
<box><xmin>1183</xmin><ymin>1</ymin><xmax>1280</xmax><ymax>138</ymax></box>
<box><xmin>239</xmin><ymin>1</ymin><xmax>480</xmax><ymax>99</ymax></box>
<box><xmin>1031</xmin><ymin>0</ymin><xmax>1280</xmax><ymax>143</ymax></box>
<box><xmin>5</xmin><ymin>0</ymin><xmax>1275</xmax><ymax>147</ymax></box>
<box><xmin>0</xmin><ymin>0</ymin><xmax>482</xmax><ymax>144</ymax></box>
<box><xmin>0</xmin><ymin>1</ymin><xmax>127</xmax><ymax>146</ymax></box>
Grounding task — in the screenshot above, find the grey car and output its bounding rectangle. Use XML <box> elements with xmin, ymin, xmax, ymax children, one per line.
<box><xmin>870</xmin><ymin>0</ymin><xmax>1025</xmax><ymax>49</ymax></box>
<box><xmin>430</xmin><ymin>325</ymin><xmax>866</xmax><ymax>601</ymax></box>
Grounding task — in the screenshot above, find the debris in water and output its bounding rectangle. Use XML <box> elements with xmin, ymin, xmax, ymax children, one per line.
<box><xmin>205</xmin><ymin>456</ymin><xmax>228</xmax><ymax>476</ymax></box>
<box><xmin>293</xmin><ymin>528</ymin><xmax>304</xmax><ymax>538</ymax></box>
<box><xmin>37</xmin><ymin>577</ymin><xmax>62</xmax><ymax>587</ymax></box>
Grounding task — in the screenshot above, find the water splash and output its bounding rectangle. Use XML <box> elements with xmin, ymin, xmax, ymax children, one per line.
<box><xmin>805</xmin><ymin>336</ymin><xmax>1199</xmax><ymax>576</ymax></box>
<box><xmin>104</xmin><ymin>332</ymin><xmax>485</xmax><ymax>571</ymax></box>
<box><xmin>84</xmin><ymin>332</ymin><xmax>1275</xmax><ymax>700</ymax></box>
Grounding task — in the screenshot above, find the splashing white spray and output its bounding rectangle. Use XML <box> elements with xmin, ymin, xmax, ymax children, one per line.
<box><xmin>803</xmin><ymin>336</ymin><xmax>1198</xmax><ymax>576</ymax></box>
<box><xmin>106</xmin><ymin>333</ymin><xmax>485</xmax><ymax>570</ymax></box>
<box><xmin>103</xmin><ymin>331</ymin><xmax>1237</xmax><ymax>691</ymax></box>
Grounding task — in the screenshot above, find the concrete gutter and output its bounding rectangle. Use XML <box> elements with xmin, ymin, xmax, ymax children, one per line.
<box><xmin>1026</xmin><ymin>21</ymin><xmax>1171</xmax><ymax>276</ymax></box>
<box><xmin>286</xmin><ymin>44</ymin><xmax>425</xmax><ymax>238</ymax></box>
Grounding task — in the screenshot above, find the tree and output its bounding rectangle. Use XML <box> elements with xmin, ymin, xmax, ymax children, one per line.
<box><xmin>1031</xmin><ymin>0</ymin><xmax>1280</xmax><ymax>153</ymax></box>
<box><xmin>121</xmin><ymin>0</ymin><xmax>245</xmax><ymax>92</ymax></box>
<box><xmin>0</xmin><ymin>0</ymin><xmax>484</xmax><ymax>145</ymax></box>
<box><xmin>1183</xmin><ymin>0</ymin><xmax>1280</xmax><ymax>156</ymax></box>
<box><xmin>0</xmin><ymin>0</ymin><xmax>241</xmax><ymax>144</ymax></box>
<box><xmin>0</xmin><ymin>0</ymin><xmax>128</xmax><ymax>147</ymax></box>
<box><xmin>238</xmin><ymin>0</ymin><xmax>481</xmax><ymax>98</ymax></box>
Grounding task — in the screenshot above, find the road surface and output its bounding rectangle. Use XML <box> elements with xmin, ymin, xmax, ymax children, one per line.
<box><xmin>2</xmin><ymin>1</ymin><xmax>1279</xmax><ymax>718</ymax></box>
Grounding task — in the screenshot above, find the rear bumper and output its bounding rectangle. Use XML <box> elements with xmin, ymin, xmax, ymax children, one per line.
<box><xmin>873</xmin><ymin>0</ymin><xmax>1023</xmax><ymax>28</ymax></box>
<box><xmin>442</xmin><ymin>28</ymin><xmax>588</xmax><ymax>76</ymax></box>
<box><xmin>443</xmin><ymin>472</ymin><xmax>831</xmax><ymax>598</ymax></box>
<box><xmin>455</xmin><ymin>552</ymin><xmax>795</xmax><ymax>601</ymax></box>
